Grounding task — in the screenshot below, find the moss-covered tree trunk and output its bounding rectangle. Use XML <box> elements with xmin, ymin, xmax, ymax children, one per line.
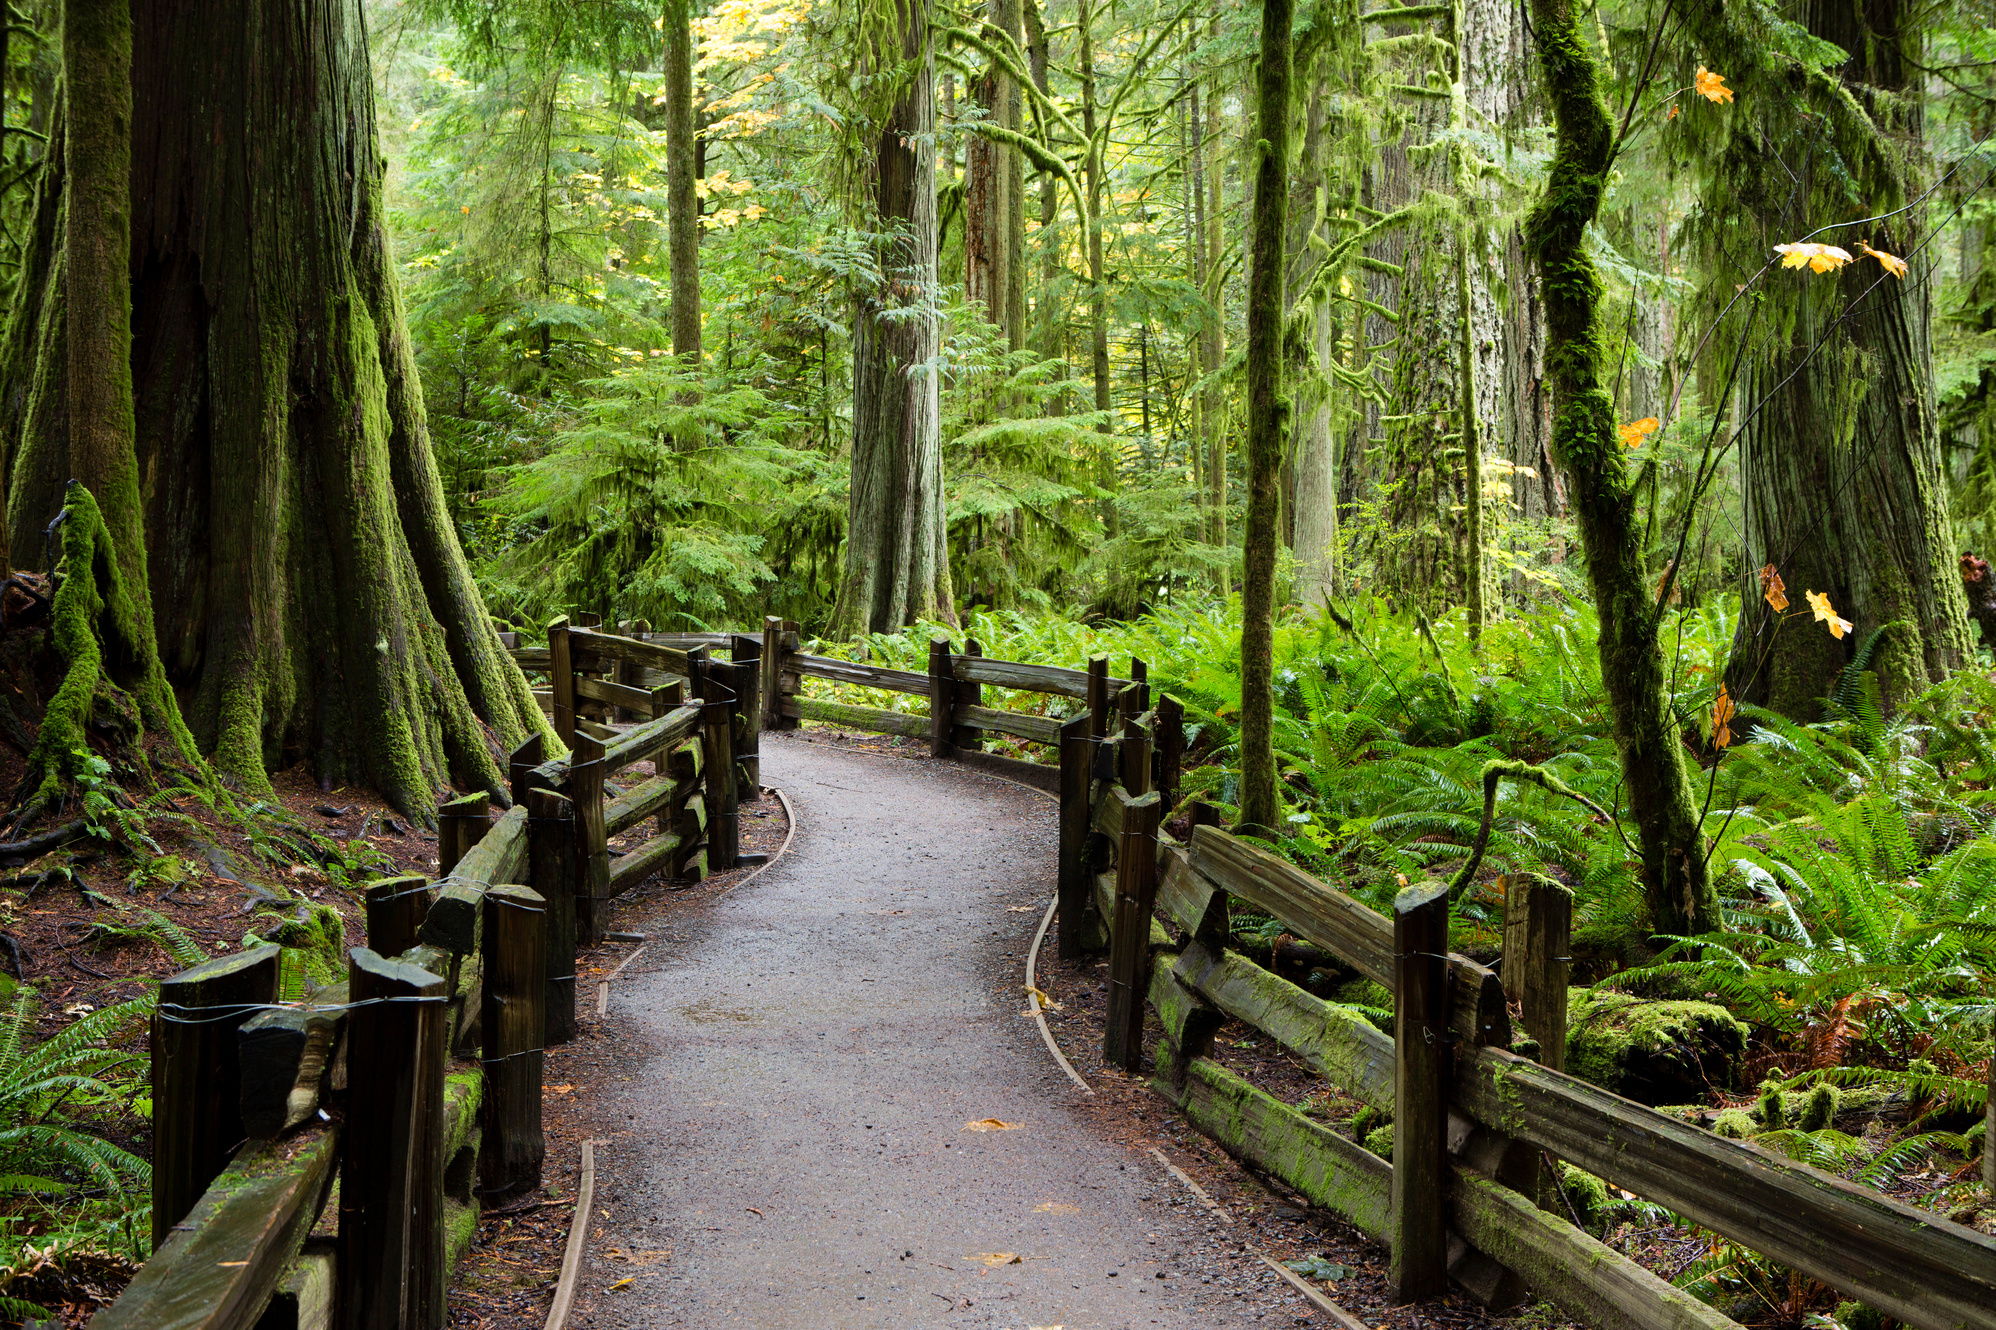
<box><xmin>1075</xmin><ymin>0</ymin><xmax>1111</xmax><ymax>432</ymax></box>
<box><xmin>7</xmin><ymin>0</ymin><xmax>548</xmax><ymax>818</ymax></box>
<box><xmin>830</xmin><ymin>0</ymin><xmax>954</xmax><ymax>635</ymax></box>
<box><xmin>1696</xmin><ymin>0</ymin><xmax>1970</xmax><ymax>716</ymax></box>
<box><xmin>1526</xmin><ymin>0</ymin><xmax>1716</xmax><ymax>936</ymax></box>
<box><xmin>1238</xmin><ymin>0</ymin><xmax>1292</xmax><ymax>836</ymax></box>
<box><xmin>664</xmin><ymin>0</ymin><xmax>701</xmax><ymax>363</ymax></box>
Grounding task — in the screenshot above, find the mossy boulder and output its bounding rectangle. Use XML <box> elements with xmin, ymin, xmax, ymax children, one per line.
<box><xmin>1566</xmin><ymin>990</ymin><xmax>1747</xmax><ymax>1104</ymax></box>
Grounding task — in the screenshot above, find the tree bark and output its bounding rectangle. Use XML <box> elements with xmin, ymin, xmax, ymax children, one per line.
<box><xmin>831</xmin><ymin>0</ymin><xmax>955</xmax><ymax>635</ymax></box>
<box><xmin>1527</xmin><ymin>0</ymin><xmax>1715</xmax><ymax>937</ymax></box>
<box><xmin>1076</xmin><ymin>0</ymin><xmax>1111</xmax><ymax>431</ymax></box>
<box><xmin>664</xmin><ymin>0</ymin><xmax>701</xmax><ymax>363</ymax></box>
<box><xmin>1203</xmin><ymin>27</ymin><xmax>1227</xmax><ymax>571</ymax></box>
<box><xmin>10</xmin><ymin>0</ymin><xmax>549</xmax><ymax>817</ymax></box>
<box><xmin>1698</xmin><ymin>0</ymin><xmax>1970</xmax><ymax>717</ymax></box>
<box><xmin>1239</xmin><ymin>0</ymin><xmax>1291</xmax><ymax>836</ymax></box>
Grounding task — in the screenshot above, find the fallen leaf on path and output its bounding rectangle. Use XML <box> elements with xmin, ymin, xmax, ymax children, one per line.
<box><xmin>606</xmin><ymin>1278</ymin><xmax>634</xmax><ymax>1291</ymax></box>
<box><xmin>1007</xmin><ymin>904</ymin><xmax>1038</xmax><ymax>912</ymax></box>
<box><xmin>1023</xmin><ymin>985</ymin><xmax>1063</xmax><ymax>1012</ymax></box>
<box><xmin>1034</xmin><ymin>1202</ymin><xmax>1081</xmax><ymax>1214</ymax></box>
<box><xmin>547</xmin><ymin>1084</ymin><xmax>575</xmax><ymax>1096</ymax></box>
<box><xmin>746</xmin><ymin>1207</ymin><xmax>764</xmax><ymax>1217</ymax></box>
<box><xmin>962</xmin><ymin>1119</ymin><xmax>1022</xmax><ymax>1132</ymax></box>
<box><xmin>973</xmin><ymin>1252</ymin><xmax>1023</xmax><ymax>1265</ymax></box>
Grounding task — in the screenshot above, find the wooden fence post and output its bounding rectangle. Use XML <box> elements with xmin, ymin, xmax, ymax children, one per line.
<box><xmin>150</xmin><ymin>945</ymin><xmax>283</xmax><ymax>1252</ymax></box>
<box><xmin>508</xmin><ymin>733</ymin><xmax>544</xmax><ymax>808</ymax></box>
<box><xmin>1392</xmin><ymin>881</ymin><xmax>1451</xmax><ymax>1303</ymax></box>
<box><xmin>1102</xmin><ymin>790</ymin><xmax>1163</xmax><ymax>1072</ymax></box>
<box><xmin>1085</xmin><ymin>654</ymin><xmax>1110</xmax><ymax>742</ymax></box>
<box><xmin>928</xmin><ymin>637</ymin><xmax>954</xmax><ymax>758</ymax></box>
<box><xmin>573</xmin><ymin>610</ymin><xmax>601</xmax><ymax>629</ymax></box>
<box><xmin>571</xmin><ymin>733</ymin><xmax>609</xmax><ymax>948</ymax></box>
<box><xmin>731</xmin><ymin>634</ymin><xmax>763</xmax><ymax>796</ymax></box>
<box><xmin>1057</xmin><ymin>713</ymin><xmax>1092</xmax><ymax>961</ymax></box>
<box><xmin>952</xmin><ymin>638</ymin><xmax>983</xmax><ymax>752</ymax></box>
<box><xmin>526</xmin><ymin>788</ymin><xmax>577</xmax><ymax>1045</ymax></box>
<box><xmin>1120</xmin><ymin>710</ymin><xmax>1152</xmax><ymax>797</ymax></box>
<box><xmin>1504</xmin><ymin>875</ymin><xmax>1572</xmax><ymax>1072</ymax></box>
<box><xmin>761</xmin><ymin>614</ymin><xmax>785</xmax><ymax>730</ymax></box>
<box><xmin>437</xmin><ymin>792</ymin><xmax>489</xmax><ymax>877</ymax></box>
<box><xmin>1156</xmin><ymin>694</ymin><xmax>1185</xmax><ymax>811</ymax></box>
<box><xmin>548</xmin><ymin>616</ymin><xmax>575</xmax><ymax>749</ymax></box>
<box><xmin>1128</xmin><ymin>655</ymin><xmax>1150</xmax><ymax>711</ymax></box>
<box><xmin>701</xmin><ymin>655</ymin><xmax>739</xmax><ymax>871</ymax></box>
<box><xmin>480</xmin><ymin>884</ymin><xmax>547</xmax><ymax>1207</ymax></box>
<box><xmin>340</xmin><ymin>947</ymin><xmax>447</xmax><ymax>1330</ymax></box>
<box><xmin>365</xmin><ymin>877</ymin><xmax>432</xmax><ymax>962</ymax></box>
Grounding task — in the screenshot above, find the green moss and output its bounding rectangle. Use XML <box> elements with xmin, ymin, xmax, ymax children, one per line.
<box><xmin>1832</xmin><ymin>1301</ymin><xmax>1889</xmax><ymax>1330</ymax></box>
<box><xmin>1566</xmin><ymin>989</ymin><xmax>1747</xmax><ymax>1103</ymax></box>
<box><xmin>1362</xmin><ymin>1122</ymin><xmax>1393</xmax><ymax>1159</ymax></box>
<box><xmin>1711</xmin><ymin>1108</ymin><xmax>1755</xmax><ymax>1140</ymax></box>
<box><xmin>1553</xmin><ymin>1163</ymin><xmax>1609</xmax><ymax>1235</ymax></box>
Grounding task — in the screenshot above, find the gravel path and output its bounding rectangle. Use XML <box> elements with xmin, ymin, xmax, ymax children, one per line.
<box><xmin>575</xmin><ymin>732</ymin><xmax>1316</xmax><ymax>1329</ymax></box>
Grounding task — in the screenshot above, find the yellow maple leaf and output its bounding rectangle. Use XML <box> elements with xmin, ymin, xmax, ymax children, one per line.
<box><xmin>1805</xmin><ymin>589</ymin><xmax>1853</xmax><ymax>640</ymax></box>
<box><xmin>1667</xmin><ymin>104</ymin><xmax>1680</xmax><ymax>120</ymax></box>
<box><xmin>1695</xmin><ymin>67</ymin><xmax>1734</xmax><ymax>103</ymax></box>
<box><xmin>1712</xmin><ymin>683</ymin><xmax>1736</xmax><ymax>750</ymax></box>
<box><xmin>1618</xmin><ymin>417</ymin><xmax>1661</xmax><ymax>448</ymax></box>
<box><xmin>1774</xmin><ymin>242</ymin><xmax>1854</xmax><ymax>274</ymax></box>
<box><xmin>1860</xmin><ymin>241</ymin><xmax>1908</xmax><ymax>279</ymax></box>
<box><xmin>1758</xmin><ymin>563</ymin><xmax>1788</xmax><ymax>612</ymax></box>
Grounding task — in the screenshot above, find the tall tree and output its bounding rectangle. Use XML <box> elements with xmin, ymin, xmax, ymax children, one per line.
<box><xmin>831</xmin><ymin>0</ymin><xmax>956</xmax><ymax>633</ymax></box>
<box><xmin>1689</xmin><ymin>0</ymin><xmax>1972</xmax><ymax>717</ymax></box>
<box><xmin>1239</xmin><ymin>0</ymin><xmax>1292</xmax><ymax>835</ymax></box>
<box><xmin>4</xmin><ymin>0</ymin><xmax>548</xmax><ymax>817</ymax></box>
<box><xmin>1527</xmin><ymin>0</ymin><xmax>1716</xmax><ymax>935</ymax></box>
<box><xmin>664</xmin><ymin>0</ymin><xmax>701</xmax><ymax>362</ymax></box>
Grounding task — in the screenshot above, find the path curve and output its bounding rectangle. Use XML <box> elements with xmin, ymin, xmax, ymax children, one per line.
<box><xmin>579</xmin><ymin>733</ymin><xmax>1306</xmax><ymax>1328</ymax></box>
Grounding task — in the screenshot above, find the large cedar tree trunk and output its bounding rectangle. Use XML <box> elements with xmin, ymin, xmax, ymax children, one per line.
<box><xmin>832</xmin><ymin>0</ymin><xmax>955</xmax><ymax>635</ymax></box>
<box><xmin>665</xmin><ymin>0</ymin><xmax>701</xmax><ymax>362</ymax></box>
<box><xmin>4</xmin><ymin>0</ymin><xmax>547</xmax><ymax>816</ymax></box>
<box><xmin>1695</xmin><ymin>0</ymin><xmax>1970</xmax><ymax>715</ymax></box>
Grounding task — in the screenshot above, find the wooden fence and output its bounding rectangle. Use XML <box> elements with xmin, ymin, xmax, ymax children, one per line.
<box><xmin>104</xmin><ymin>618</ymin><xmax>766</xmax><ymax>1330</ymax></box>
<box><xmin>102</xmin><ymin>619</ymin><xmax>1996</xmax><ymax>1329</ymax></box>
<box><xmin>1070</xmin><ymin>681</ymin><xmax>1996</xmax><ymax>1330</ymax></box>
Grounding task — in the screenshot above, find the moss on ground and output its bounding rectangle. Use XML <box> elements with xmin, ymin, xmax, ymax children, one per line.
<box><xmin>1566</xmin><ymin>988</ymin><xmax>1746</xmax><ymax>1103</ymax></box>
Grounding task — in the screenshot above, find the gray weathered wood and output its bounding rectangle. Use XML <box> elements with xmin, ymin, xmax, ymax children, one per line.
<box><xmin>548</xmin><ymin>616</ymin><xmax>576</xmax><ymax>748</ymax></box>
<box><xmin>97</xmin><ymin>1126</ymin><xmax>340</xmax><ymax>1330</ymax></box>
<box><xmin>1103</xmin><ymin>790</ymin><xmax>1164</xmax><ymax>1071</ymax></box>
<box><xmin>365</xmin><ymin>876</ymin><xmax>431</xmax><ymax>960</ymax></box>
<box><xmin>575</xmin><ymin>674</ymin><xmax>658</xmax><ymax>713</ymax></box>
<box><xmin>951</xmin><ymin>639</ymin><xmax>984</xmax><ymax>751</ymax></box>
<box><xmin>510</xmin><ymin>646</ymin><xmax>552</xmax><ymax>670</ymax></box>
<box><xmin>571</xmin><ymin>733</ymin><xmax>610</xmax><ymax>947</ymax></box>
<box><xmin>608</xmin><ymin>831</ymin><xmax>683</xmax><ymax>894</ymax></box>
<box><xmin>1120</xmin><ymin>713</ymin><xmax>1152</xmax><ymax>795</ymax></box>
<box><xmin>701</xmin><ymin>657</ymin><xmax>739</xmax><ymax>870</ymax></box>
<box><xmin>731</xmin><ymin>634</ymin><xmax>763</xmax><ymax>791</ymax></box>
<box><xmin>418</xmin><ymin>805</ymin><xmax>530</xmax><ymax>955</ymax></box>
<box><xmin>761</xmin><ymin>615</ymin><xmax>786</xmax><ymax>729</ymax></box>
<box><xmin>480</xmin><ymin>884</ymin><xmax>546</xmax><ymax>1208</ymax></box>
<box><xmin>1057</xmin><ymin>714</ymin><xmax>1092</xmax><ymax>961</ymax></box>
<box><xmin>1506</xmin><ymin>875</ymin><xmax>1571</xmax><ymax>1071</ymax></box>
<box><xmin>566</xmin><ymin>625</ymin><xmax>691</xmax><ymax>676</ymax></box>
<box><xmin>256</xmin><ymin>1241</ymin><xmax>335</xmax><ymax>1330</ymax></box>
<box><xmin>952</xmin><ymin>702</ymin><xmax>1061</xmax><ymax>744</ymax></box>
<box><xmin>781</xmin><ymin>694</ymin><xmax>929</xmax><ymax>737</ymax></box>
<box><xmin>788</xmin><ymin>652</ymin><xmax>932</xmax><ymax>696</ymax></box>
<box><xmin>1393</xmin><ymin>882</ymin><xmax>1451</xmax><ymax>1302</ymax></box>
<box><xmin>239</xmin><ymin>981</ymin><xmax>350</xmax><ymax>1138</ymax></box>
<box><xmin>952</xmin><ymin>654</ymin><xmax>1130</xmax><ymax>699</ymax></box>
<box><xmin>1188</xmin><ymin>826</ymin><xmax>1509</xmax><ymax>1047</ymax></box>
<box><xmin>1451</xmin><ymin>1171</ymin><xmax>1743</xmax><ymax>1330</ymax></box>
<box><xmin>1454</xmin><ymin>1044</ymin><xmax>1996</xmax><ymax>1330</ymax></box>
<box><xmin>436</xmin><ymin>792</ymin><xmax>490</xmax><ymax>877</ymax></box>
<box><xmin>508</xmin><ymin>733</ymin><xmax>544</xmax><ymax>808</ymax></box>
<box><xmin>1172</xmin><ymin>942</ymin><xmax>1393</xmax><ymax>1112</ymax></box>
<box><xmin>526</xmin><ymin>788</ymin><xmax>578</xmax><ymax>1046</ymax></box>
<box><xmin>151</xmin><ymin>945</ymin><xmax>285</xmax><ymax>1252</ymax></box>
<box><xmin>928</xmin><ymin>638</ymin><xmax>954</xmax><ymax>758</ymax></box>
<box><xmin>340</xmin><ymin>948</ymin><xmax>447</xmax><ymax>1330</ymax></box>
<box><xmin>602</xmin><ymin>701</ymin><xmax>702</xmax><ymax>774</ymax></box>
<box><xmin>604</xmin><ymin>772</ymin><xmax>694</xmax><ymax>837</ymax></box>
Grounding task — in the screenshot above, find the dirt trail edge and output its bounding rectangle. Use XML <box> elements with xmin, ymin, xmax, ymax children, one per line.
<box><xmin>573</xmin><ymin>732</ymin><xmax>1316</xmax><ymax>1329</ymax></box>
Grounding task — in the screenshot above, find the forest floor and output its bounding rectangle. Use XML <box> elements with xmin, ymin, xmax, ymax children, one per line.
<box><xmin>475</xmin><ymin>727</ymin><xmax>1567</xmax><ymax>1330</ymax></box>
